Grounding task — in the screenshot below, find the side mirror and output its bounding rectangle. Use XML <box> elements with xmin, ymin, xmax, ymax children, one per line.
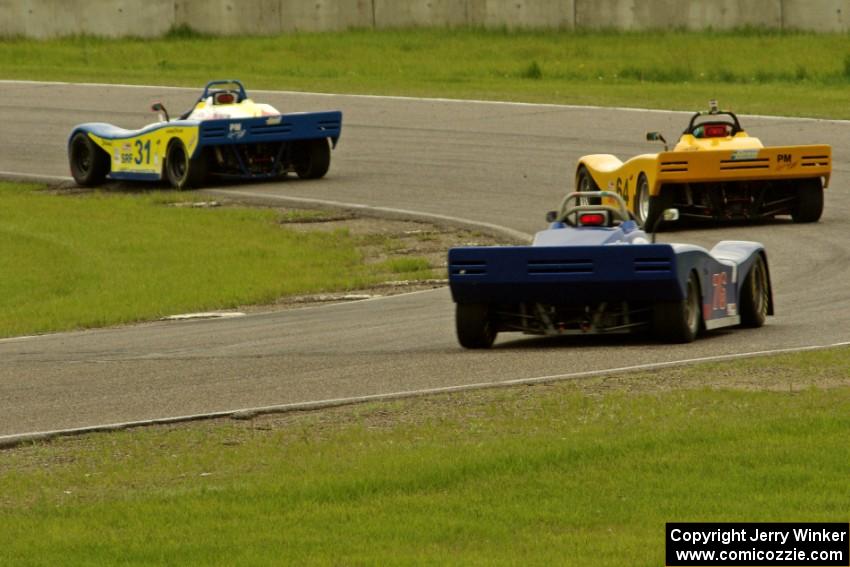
<box><xmin>151</xmin><ymin>102</ymin><xmax>170</xmax><ymax>122</ymax></box>
<box><xmin>646</xmin><ymin>131</ymin><xmax>668</xmax><ymax>151</ymax></box>
<box><xmin>545</xmin><ymin>210</ymin><xmax>558</xmax><ymax>223</ymax></box>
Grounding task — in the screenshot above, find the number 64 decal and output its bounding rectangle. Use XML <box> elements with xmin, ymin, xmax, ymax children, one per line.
<box><xmin>615</xmin><ymin>177</ymin><xmax>630</xmax><ymax>203</ymax></box>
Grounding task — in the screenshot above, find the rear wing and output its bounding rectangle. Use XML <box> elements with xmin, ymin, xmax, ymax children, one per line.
<box><xmin>448</xmin><ymin>244</ymin><xmax>685</xmax><ymax>305</ymax></box>
<box><xmin>655</xmin><ymin>144</ymin><xmax>831</xmax><ymax>186</ymax></box>
<box><xmin>197</xmin><ymin>110</ymin><xmax>342</xmax><ymax>151</ymax></box>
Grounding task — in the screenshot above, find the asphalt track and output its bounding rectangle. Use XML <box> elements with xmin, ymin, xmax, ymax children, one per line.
<box><xmin>1</xmin><ymin>82</ymin><xmax>848</xmax><ymax>439</ymax></box>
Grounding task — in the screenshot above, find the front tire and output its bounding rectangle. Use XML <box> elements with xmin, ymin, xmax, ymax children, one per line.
<box><xmin>653</xmin><ymin>272</ymin><xmax>701</xmax><ymax>343</ymax></box>
<box><xmin>69</xmin><ymin>132</ymin><xmax>110</xmax><ymax>186</ymax></box>
<box><xmin>576</xmin><ymin>165</ymin><xmax>600</xmax><ymax>205</ymax></box>
<box><xmin>740</xmin><ymin>255</ymin><xmax>770</xmax><ymax>328</ymax></box>
<box><xmin>791</xmin><ymin>178</ymin><xmax>823</xmax><ymax>223</ymax></box>
<box><xmin>294</xmin><ymin>138</ymin><xmax>331</xmax><ymax>179</ymax></box>
<box><xmin>456</xmin><ymin>303</ymin><xmax>496</xmax><ymax>349</ymax></box>
<box><xmin>166</xmin><ymin>140</ymin><xmax>207</xmax><ymax>190</ymax></box>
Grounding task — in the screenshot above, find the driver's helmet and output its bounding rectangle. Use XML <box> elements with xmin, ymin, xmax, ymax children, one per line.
<box><xmin>213</xmin><ymin>91</ymin><xmax>238</xmax><ymax>105</ymax></box>
<box><xmin>693</xmin><ymin>123</ymin><xmax>731</xmax><ymax>139</ymax></box>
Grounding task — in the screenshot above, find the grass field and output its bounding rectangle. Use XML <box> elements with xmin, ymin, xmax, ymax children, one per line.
<box><xmin>0</xmin><ymin>183</ymin><xmax>437</xmax><ymax>338</ymax></box>
<box><xmin>1</xmin><ymin>347</ymin><xmax>848</xmax><ymax>566</ymax></box>
<box><xmin>3</xmin><ymin>28</ymin><xmax>850</xmax><ymax>117</ymax></box>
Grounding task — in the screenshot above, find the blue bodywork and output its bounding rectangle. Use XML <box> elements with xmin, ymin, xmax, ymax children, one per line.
<box><xmin>449</xmin><ymin>215</ymin><xmax>773</xmax><ymax>338</ymax></box>
<box><xmin>197</xmin><ymin>112</ymin><xmax>341</xmax><ymax>152</ymax></box>
<box><xmin>74</xmin><ymin>113</ymin><xmax>341</xmax><ymax>154</ymax></box>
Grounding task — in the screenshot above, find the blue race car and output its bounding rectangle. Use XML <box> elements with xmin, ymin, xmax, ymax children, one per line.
<box><xmin>448</xmin><ymin>191</ymin><xmax>772</xmax><ymax>348</ymax></box>
<box><xmin>68</xmin><ymin>80</ymin><xmax>342</xmax><ymax>189</ymax></box>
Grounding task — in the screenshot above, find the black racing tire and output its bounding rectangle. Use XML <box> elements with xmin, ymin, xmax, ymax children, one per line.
<box><xmin>791</xmin><ymin>178</ymin><xmax>824</xmax><ymax>223</ymax></box>
<box><xmin>739</xmin><ymin>254</ymin><xmax>770</xmax><ymax>328</ymax></box>
<box><xmin>69</xmin><ymin>132</ymin><xmax>110</xmax><ymax>186</ymax></box>
<box><xmin>635</xmin><ymin>174</ymin><xmax>671</xmax><ymax>229</ymax></box>
<box><xmin>165</xmin><ymin>139</ymin><xmax>207</xmax><ymax>190</ymax></box>
<box><xmin>576</xmin><ymin>165</ymin><xmax>600</xmax><ymax>205</ymax></box>
<box><xmin>294</xmin><ymin>138</ymin><xmax>331</xmax><ymax>179</ymax></box>
<box><xmin>456</xmin><ymin>303</ymin><xmax>497</xmax><ymax>349</ymax></box>
<box><xmin>653</xmin><ymin>272</ymin><xmax>701</xmax><ymax>343</ymax></box>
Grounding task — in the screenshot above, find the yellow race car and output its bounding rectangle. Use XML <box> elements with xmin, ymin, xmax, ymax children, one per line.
<box><xmin>575</xmin><ymin>102</ymin><xmax>831</xmax><ymax>227</ymax></box>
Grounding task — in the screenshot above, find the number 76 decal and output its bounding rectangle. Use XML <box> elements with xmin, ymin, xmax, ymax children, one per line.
<box><xmin>712</xmin><ymin>272</ymin><xmax>728</xmax><ymax>311</ymax></box>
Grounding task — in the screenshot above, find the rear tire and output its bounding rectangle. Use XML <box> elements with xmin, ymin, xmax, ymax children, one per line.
<box><xmin>740</xmin><ymin>255</ymin><xmax>770</xmax><ymax>328</ymax></box>
<box><xmin>69</xmin><ymin>132</ymin><xmax>110</xmax><ymax>186</ymax></box>
<box><xmin>653</xmin><ymin>272</ymin><xmax>701</xmax><ymax>343</ymax></box>
<box><xmin>791</xmin><ymin>178</ymin><xmax>823</xmax><ymax>223</ymax></box>
<box><xmin>166</xmin><ymin>140</ymin><xmax>207</xmax><ymax>190</ymax></box>
<box><xmin>635</xmin><ymin>174</ymin><xmax>670</xmax><ymax>229</ymax></box>
<box><xmin>294</xmin><ymin>138</ymin><xmax>331</xmax><ymax>179</ymax></box>
<box><xmin>456</xmin><ymin>303</ymin><xmax>496</xmax><ymax>349</ymax></box>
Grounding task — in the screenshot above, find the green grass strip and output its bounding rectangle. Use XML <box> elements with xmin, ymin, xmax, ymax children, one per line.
<box><xmin>3</xmin><ymin>28</ymin><xmax>850</xmax><ymax>117</ymax></box>
<box><xmin>1</xmin><ymin>347</ymin><xmax>848</xmax><ymax>566</ymax></box>
<box><xmin>0</xmin><ymin>183</ymin><xmax>433</xmax><ymax>337</ymax></box>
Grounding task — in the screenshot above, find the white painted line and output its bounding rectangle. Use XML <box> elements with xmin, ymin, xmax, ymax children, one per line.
<box><xmin>204</xmin><ymin>188</ymin><xmax>533</xmax><ymax>243</ymax></box>
<box><xmin>0</xmin><ymin>174</ymin><xmax>532</xmax><ymax>243</ymax></box>
<box><xmin>0</xmin><ymin>287</ymin><xmax>445</xmax><ymax>345</ymax></box>
<box><xmin>0</xmin><ymin>170</ymin><xmax>73</xmax><ymax>182</ymax></box>
<box><xmin>1</xmin><ymin>79</ymin><xmax>847</xmax><ymax>124</ymax></box>
<box><xmin>500</xmin><ymin>341</ymin><xmax>850</xmax><ymax>385</ymax></box>
<box><xmin>1</xmin><ymin>340</ymin><xmax>848</xmax><ymax>448</ymax></box>
<box><xmin>163</xmin><ymin>312</ymin><xmax>245</xmax><ymax>320</ymax></box>
<box><xmin>0</xmin><ymin>334</ymin><xmax>42</xmax><ymax>343</ymax></box>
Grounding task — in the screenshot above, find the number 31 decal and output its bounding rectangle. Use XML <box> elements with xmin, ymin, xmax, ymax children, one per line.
<box><xmin>134</xmin><ymin>139</ymin><xmax>151</xmax><ymax>165</ymax></box>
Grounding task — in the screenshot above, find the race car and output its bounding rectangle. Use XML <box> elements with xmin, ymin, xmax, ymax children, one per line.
<box><xmin>448</xmin><ymin>191</ymin><xmax>772</xmax><ymax>348</ymax></box>
<box><xmin>68</xmin><ymin>80</ymin><xmax>342</xmax><ymax>189</ymax></box>
<box><xmin>575</xmin><ymin>101</ymin><xmax>831</xmax><ymax>227</ymax></box>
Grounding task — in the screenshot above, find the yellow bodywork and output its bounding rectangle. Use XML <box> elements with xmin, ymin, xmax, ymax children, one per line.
<box><xmin>577</xmin><ymin>130</ymin><xmax>831</xmax><ymax>216</ymax></box>
<box><xmin>84</xmin><ymin>97</ymin><xmax>274</xmax><ymax>179</ymax></box>
<box><xmin>88</xmin><ymin>126</ymin><xmax>199</xmax><ymax>179</ymax></box>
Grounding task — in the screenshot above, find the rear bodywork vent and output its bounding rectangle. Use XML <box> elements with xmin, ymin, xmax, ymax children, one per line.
<box><xmin>449</xmin><ymin>260</ymin><xmax>487</xmax><ymax>276</ymax></box>
<box><xmin>800</xmin><ymin>154</ymin><xmax>830</xmax><ymax>168</ymax></box>
<box><xmin>527</xmin><ymin>259</ymin><xmax>594</xmax><ymax>275</ymax></box>
<box><xmin>634</xmin><ymin>257</ymin><xmax>673</xmax><ymax>273</ymax></box>
<box><xmin>719</xmin><ymin>157</ymin><xmax>770</xmax><ymax>171</ymax></box>
<box><xmin>660</xmin><ymin>160</ymin><xmax>689</xmax><ymax>173</ymax></box>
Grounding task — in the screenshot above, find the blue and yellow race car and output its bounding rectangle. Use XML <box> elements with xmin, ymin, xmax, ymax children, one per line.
<box><xmin>68</xmin><ymin>80</ymin><xmax>342</xmax><ymax>189</ymax></box>
<box><xmin>448</xmin><ymin>192</ymin><xmax>772</xmax><ymax>348</ymax></box>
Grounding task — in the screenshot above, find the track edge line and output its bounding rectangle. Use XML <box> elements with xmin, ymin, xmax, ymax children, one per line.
<box><xmin>2</xmin><ymin>340</ymin><xmax>847</xmax><ymax>450</ymax></box>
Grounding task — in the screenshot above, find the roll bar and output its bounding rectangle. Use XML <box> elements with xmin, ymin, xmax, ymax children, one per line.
<box><xmin>550</xmin><ymin>191</ymin><xmax>630</xmax><ymax>224</ymax></box>
<box><xmin>683</xmin><ymin>103</ymin><xmax>742</xmax><ymax>136</ymax></box>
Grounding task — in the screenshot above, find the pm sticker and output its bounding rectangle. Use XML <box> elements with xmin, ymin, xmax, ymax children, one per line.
<box><xmin>228</xmin><ymin>123</ymin><xmax>246</xmax><ymax>140</ymax></box>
